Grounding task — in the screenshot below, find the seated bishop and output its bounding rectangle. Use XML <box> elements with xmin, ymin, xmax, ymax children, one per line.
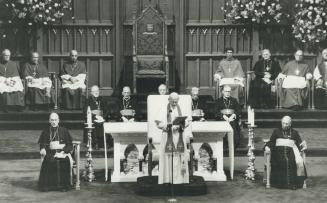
<box><xmin>248</xmin><ymin>49</ymin><xmax>281</xmax><ymax>108</ymax></box>
<box><xmin>278</xmin><ymin>50</ymin><xmax>312</xmax><ymax>111</ymax></box>
<box><xmin>214</xmin><ymin>47</ymin><xmax>245</xmax><ymax>105</ymax></box>
<box><xmin>215</xmin><ymin>85</ymin><xmax>241</xmax><ymax>148</ymax></box>
<box><xmin>83</xmin><ymin>85</ymin><xmax>109</xmax><ymax>149</ymax></box>
<box><xmin>154</xmin><ymin>92</ymin><xmax>192</xmax><ymax>184</ymax></box>
<box><xmin>313</xmin><ymin>48</ymin><xmax>327</xmax><ymax>109</ymax></box>
<box><xmin>0</xmin><ymin>49</ymin><xmax>24</xmax><ymax>112</ymax></box>
<box><xmin>23</xmin><ymin>52</ymin><xmax>52</xmax><ymax>110</ymax></box>
<box><xmin>38</xmin><ymin>113</ymin><xmax>73</xmax><ymax>192</ymax></box>
<box><xmin>117</xmin><ymin>86</ymin><xmax>138</xmax><ymax>122</ymax></box>
<box><xmin>264</xmin><ymin>116</ymin><xmax>307</xmax><ymax>190</ymax></box>
<box><xmin>158</xmin><ymin>83</ymin><xmax>168</xmax><ymax>95</ymax></box>
<box><xmin>60</xmin><ymin>50</ymin><xmax>86</xmax><ymax>110</ymax></box>
<box><xmin>190</xmin><ymin>87</ymin><xmax>206</xmax><ymax>121</ymax></box>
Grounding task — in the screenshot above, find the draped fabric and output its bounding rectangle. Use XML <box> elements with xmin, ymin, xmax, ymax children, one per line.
<box><xmin>280</xmin><ymin>60</ymin><xmax>311</xmax><ymax>108</ymax></box>
<box><xmin>248</xmin><ymin>59</ymin><xmax>281</xmax><ymax>108</ymax></box>
<box><xmin>38</xmin><ymin>126</ymin><xmax>73</xmax><ymax>191</ymax></box>
<box><xmin>313</xmin><ymin>61</ymin><xmax>327</xmax><ymax>109</ymax></box>
<box><xmin>60</xmin><ymin>61</ymin><xmax>86</xmax><ymax>109</ymax></box>
<box><xmin>155</xmin><ymin>104</ymin><xmax>191</xmax><ymax>184</ymax></box>
<box><xmin>266</xmin><ymin>128</ymin><xmax>307</xmax><ymax>189</ymax></box>
<box><xmin>215</xmin><ymin>58</ymin><xmax>245</xmax><ymax>104</ymax></box>
<box><xmin>215</xmin><ymin>96</ymin><xmax>241</xmax><ymax>148</ymax></box>
<box><xmin>23</xmin><ymin>62</ymin><xmax>52</xmax><ymax>105</ymax></box>
<box><xmin>0</xmin><ymin>60</ymin><xmax>24</xmax><ymax>107</ymax></box>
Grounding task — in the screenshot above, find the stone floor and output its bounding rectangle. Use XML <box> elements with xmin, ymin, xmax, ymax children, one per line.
<box><xmin>0</xmin><ymin>157</ymin><xmax>326</xmax><ymax>203</ymax></box>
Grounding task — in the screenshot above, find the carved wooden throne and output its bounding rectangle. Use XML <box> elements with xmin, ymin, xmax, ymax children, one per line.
<box><xmin>133</xmin><ymin>6</ymin><xmax>169</xmax><ymax>93</ymax></box>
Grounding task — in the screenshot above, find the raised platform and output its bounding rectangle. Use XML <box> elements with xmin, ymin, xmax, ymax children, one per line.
<box><xmin>1</xmin><ymin>108</ymin><xmax>327</xmax><ymax>130</ymax></box>
<box><xmin>136</xmin><ymin>176</ymin><xmax>207</xmax><ymax>196</ymax></box>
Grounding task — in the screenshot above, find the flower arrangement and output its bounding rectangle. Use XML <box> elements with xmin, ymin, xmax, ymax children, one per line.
<box><xmin>223</xmin><ymin>0</ymin><xmax>289</xmax><ymax>25</ymax></box>
<box><xmin>292</xmin><ymin>0</ymin><xmax>327</xmax><ymax>43</ymax></box>
<box><xmin>4</xmin><ymin>0</ymin><xmax>72</xmax><ymax>26</ymax></box>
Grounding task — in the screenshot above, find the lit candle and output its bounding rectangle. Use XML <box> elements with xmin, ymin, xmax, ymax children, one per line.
<box><xmin>251</xmin><ymin>108</ymin><xmax>255</xmax><ymax>126</ymax></box>
<box><xmin>247</xmin><ymin>106</ymin><xmax>251</xmax><ymax>124</ymax></box>
<box><xmin>87</xmin><ymin>106</ymin><xmax>92</xmax><ymax>127</ymax></box>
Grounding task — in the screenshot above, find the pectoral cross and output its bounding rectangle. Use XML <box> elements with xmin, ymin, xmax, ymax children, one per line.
<box><xmin>167</xmin><ymin>144</ymin><xmax>173</xmax><ymax>151</ymax></box>
<box><xmin>32</xmin><ymin>71</ymin><xmax>36</xmax><ymax>77</ymax></box>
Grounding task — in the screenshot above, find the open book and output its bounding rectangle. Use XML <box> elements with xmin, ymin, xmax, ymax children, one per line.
<box><xmin>172</xmin><ymin>116</ymin><xmax>187</xmax><ymax>125</ymax></box>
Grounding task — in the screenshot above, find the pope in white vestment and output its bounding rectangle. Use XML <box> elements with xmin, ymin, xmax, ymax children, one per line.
<box><xmin>155</xmin><ymin>92</ymin><xmax>192</xmax><ymax>184</ymax></box>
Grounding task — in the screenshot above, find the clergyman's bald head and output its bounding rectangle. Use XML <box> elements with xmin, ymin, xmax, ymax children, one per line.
<box><xmin>168</xmin><ymin>92</ymin><xmax>179</xmax><ymax>107</ymax></box>
<box><xmin>90</xmin><ymin>85</ymin><xmax>100</xmax><ymax>97</ymax></box>
<box><xmin>158</xmin><ymin>84</ymin><xmax>168</xmax><ymax>95</ymax></box>
<box><xmin>49</xmin><ymin>112</ymin><xmax>60</xmax><ymax>127</ymax></box>
<box><xmin>281</xmin><ymin>116</ymin><xmax>292</xmax><ymax>130</ymax></box>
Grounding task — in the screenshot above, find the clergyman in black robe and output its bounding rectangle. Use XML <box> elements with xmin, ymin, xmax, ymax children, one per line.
<box><xmin>60</xmin><ymin>50</ymin><xmax>86</xmax><ymax>110</ymax></box>
<box><xmin>190</xmin><ymin>87</ymin><xmax>206</xmax><ymax>121</ymax></box>
<box><xmin>0</xmin><ymin>49</ymin><xmax>24</xmax><ymax>111</ymax></box>
<box><xmin>83</xmin><ymin>85</ymin><xmax>111</xmax><ymax>149</ymax></box>
<box><xmin>215</xmin><ymin>85</ymin><xmax>241</xmax><ymax>148</ymax></box>
<box><xmin>23</xmin><ymin>52</ymin><xmax>52</xmax><ymax>110</ymax></box>
<box><xmin>115</xmin><ymin>86</ymin><xmax>139</xmax><ymax>122</ymax></box>
<box><xmin>265</xmin><ymin>116</ymin><xmax>307</xmax><ymax>189</ymax></box>
<box><xmin>249</xmin><ymin>49</ymin><xmax>281</xmax><ymax>108</ymax></box>
<box><xmin>38</xmin><ymin>113</ymin><xmax>73</xmax><ymax>192</ymax></box>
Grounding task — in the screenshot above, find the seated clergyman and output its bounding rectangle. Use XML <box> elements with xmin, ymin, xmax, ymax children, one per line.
<box><xmin>265</xmin><ymin>116</ymin><xmax>307</xmax><ymax>190</ymax></box>
<box><xmin>190</xmin><ymin>87</ymin><xmax>205</xmax><ymax>121</ymax></box>
<box><xmin>215</xmin><ymin>85</ymin><xmax>241</xmax><ymax>148</ymax></box>
<box><xmin>60</xmin><ymin>50</ymin><xmax>86</xmax><ymax>110</ymax></box>
<box><xmin>83</xmin><ymin>85</ymin><xmax>109</xmax><ymax>149</ymax></box>
<box><xmin>23</xmin><ymin>52</ymin><xmax>52</xmax><ymax>110</ymax></box>
<box><xmin>119</xmin><ymin>86</ymin><xmax>137</xmax><ymax>122</ymax></box>
<box><xmin>248</xmin><ymin>49</ymin><xmax>281</xmax><ymax>108</ymax></box>
<box><xmin>214</xmin><ymin>47</ymin><xmax>245</xmax><ymax>105</ymax></box>
<box><xmin>158</xmin><ymin>83</ymin><xmax>168</xmax><ymax>95</ymax></box>
<box><xmin>278</xmin><ymin>50</ymin><xmax>312</xmax><ymax>111</ymax></box>
<box><xmin>38</xmin><ymin>112</ymin><xmax>73</xmax><ymax>192</ymax></box>
<box><xmin>0</xmin><ymin>49</ymin><xmax>25</xmax><ymax>112</ymax></box>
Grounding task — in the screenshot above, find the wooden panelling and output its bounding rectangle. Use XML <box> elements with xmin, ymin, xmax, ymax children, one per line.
<box><xmin>0</xmin><ymin>0</ymin><xmax>322</xmax><ymax>96</ymax></box>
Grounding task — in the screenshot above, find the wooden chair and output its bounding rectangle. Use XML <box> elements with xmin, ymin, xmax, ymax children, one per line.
<box><xmin>263</xmin><ymin>139</ymin><xmax>307</xmax><ymax>189</ymax></box>
<box><xmin>52</xmin><ymin>71</ymin><xmax>88</xmax><ymax>110</ymax></box>
<box><xmin>132</xmin><ymin>6</ymin><xmax>169</xmax><ymax>93</ymax></box>
<box><xmin>71</xmin><ymin>141</ymin><xmax>81</xmax><ymax>190</ymax></box>
<box><xmin>275</xmin><ymin>76</ymin><xmax>314</xmax><ymax>109</ymax></box>
<box><xmin>40</xmin><ymin>141</ymin><xmax>81</xmax><ymax>190</ymax></box>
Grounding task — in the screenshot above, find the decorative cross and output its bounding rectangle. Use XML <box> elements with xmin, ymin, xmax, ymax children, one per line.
<box><xmin>167</xmin><ymin>144</ymin><xmax>173</xmax><ymax>151</ymax></box>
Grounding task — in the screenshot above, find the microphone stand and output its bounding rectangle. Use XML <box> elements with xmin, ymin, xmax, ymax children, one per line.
<box><xmin>167</xmin><ymin>123</ymin><xmax>176</xmax><ymax>202</ymax></box>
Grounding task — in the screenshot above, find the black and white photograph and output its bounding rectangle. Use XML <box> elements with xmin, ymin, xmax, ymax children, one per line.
<box><xmin>0</xmin><ymin>0</ymin><xmax>327</xmax><ymax>202</ymax></box>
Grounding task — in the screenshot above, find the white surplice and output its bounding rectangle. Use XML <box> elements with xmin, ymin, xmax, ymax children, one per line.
<box><xmin>155</xmin><ymin>105</ymin><xmax>192</xmax><ymax>184</ymax></box>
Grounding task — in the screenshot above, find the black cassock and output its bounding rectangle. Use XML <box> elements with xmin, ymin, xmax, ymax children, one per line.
<box><xmin>38</xmin><ymin>126</ymin><xmax>73</xmax><ymax>191</ymax></box>
<box><xmin>191</xmin><ymin>96</ymin><xmax>207</xmax><ymax>121</ymax></box>
<box><xmin>265</xmin><ymin>128</ymin><xmax>307</xmax><ymax>189</ymax></box>
<box><xmin>248</xmin><ymin>59</ymin><xmax>281</xmax><ymax>108</ymax></box>
<box><xmin>83</xmin><ymin>96</ymin><xmax>110</xmax><ymax>148</ymax></box>
<box><xmin>114</xmin><ymin>96</ymin><xmax>140</xmax><ymax>121</ymax></box>
<box><xmin>215</xmin><ymin>96</ymin><xmax>241</xmax><ymax>148</ymax></box>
